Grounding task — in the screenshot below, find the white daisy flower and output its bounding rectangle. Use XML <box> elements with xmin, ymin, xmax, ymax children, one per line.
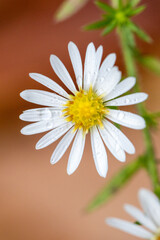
<box><xmin>20</xmin><ymin>42</ymin><xmax>148</xmax><ymax>177</ymax></box>
<box><xmin>106</xmin><ymin>188</ymin><xmax>160</xmax><ymax>240</ymax></box>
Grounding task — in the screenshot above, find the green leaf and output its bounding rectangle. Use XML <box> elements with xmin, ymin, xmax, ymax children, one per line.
<box><xmin>150</xmin><ymin>111</ymin><xmax>160</xmax><ymax>119</ymax></box>
<box><xmin>128</xmin><ymin>0</ymin><xmax>141</xmax><ymax>7</ymax></box>
<box><xmin>143</xmin><ymin>113</ymin><xmax>158</xmax><ymax>128</ymax></box>
<box><xmin>85</xmin><ymin>157</ymin><xmax>142</xmax><ymax>212</ymax></box>
<box><xmin>135</xmin><ymin>221</ymin><xmax>141</xmax><ymax>225</ymax></box>
<box><xmin>102</xmin><ymin>20</ymin><xmax>117</xmax><ymax>35</ymax></box>
<box><xmin>139</xmin><ymin>55</ymin><xmax>160</xmax><ymax>75</ymax></box>
<box><xmin>123</xmin><ymin>25</ymin><xmax>136</xmax><ymax>48</ymax></box>
<box><xmin>84</xmin><ymin>18</ymin><xmax>113</xmax><ymax>30</ymax></box>
<box><xmin>95</xmin><ymin>0</ymin><xmax>115</xmax><ymax>14</ymax></box>
<box><xmin>128</xmin><ymin>21</ymin><xmax>152</xmax><ymax>43</ymax></box>
<box><xmin>126</xmin><ymin>5</ymin><xmax>146</xmax><ymax>17</ymax></box>
<box><xmin>118</xmin><ymin>0</ymin><xmax>123</xmax><ymax>9</ymax></box>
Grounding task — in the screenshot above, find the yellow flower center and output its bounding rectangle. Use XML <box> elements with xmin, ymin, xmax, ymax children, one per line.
<box><xmin>152</xmin><ymin>229</ymin><xmax>160</xmax><ymax>240</ymax></box>
<box><xmin>63</xmin><ymin>87</ymin><xmax>108</xmax><ymax>133</ymax></box>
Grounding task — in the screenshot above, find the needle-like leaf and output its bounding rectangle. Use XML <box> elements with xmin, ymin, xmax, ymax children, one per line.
<box><xmin>102</xmin><ymin>20</ymin><xmax>117</xmax><ymax>35</ymax></box>
<box><xmin>84</xmin><ymin>18</ymin><xmax>113</xmax><ymax>30</ymax></box>
<box><xmin>126</xmin><ymin>5</ymin><xmax>146</xmax><ymax>17</ymax></box>
<box><xmin>138</xmin><ymin>55</ymin><xmax>160</xmax><ymax>76</ymax></box>
<box><xmin>128</xmin><ymin>21</ymin><xmax>152</xmax><ymax>43</ymax></box>
<box><xmin>128</xmin><ymin>0</ymin><xmax>141</xmax><ymax>7</ymax></box>
<box><xmin>95</xmin><ymin>0</ymin><xmax>115</xmax><ymax>14</ymax></box>
<box><xmin>85</xmin><ymin>156</ymin><xmax>143</xmax><ymax>212</ymax></box>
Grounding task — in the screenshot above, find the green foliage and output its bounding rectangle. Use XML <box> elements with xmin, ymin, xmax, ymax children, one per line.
<box><xmin>128</xmin><ymin>0</ymin><xmax>141</xmax><ymax>7</ymax></box>
<box><xmin>84</xmin><ymin>18</ymin><xmax>113</xmax><ymax>30</ymax></box>
<box><xmin>127</xmin><ymin>21</ymin><xmax>152</xmax><ymax>43</ymax></box>
<box><xmin>132</xmin><ymin>48</ymin><xmax>160</xmax><ymax>76</ymax></box>
<box><xmin>144</xmin><ymin>113</ymin><xmax>158</xmax><ymax>129</ymax></box>
<box><xmin>134</xmin><ymin>221</ymin><xmax>141</xmax><ymax>225</ymax></box>
<box><xmin>139</xmin><ymin>55</ymin><xmax>160</xmax><ymax>76</ymax></box>
<box><xmin>85</xmin><ymin>0</ymin><xmax>148</xmax><ymax>38</ymax></box>
<box><xmin>95</xmin><ymin>0</ymin><xmax>115</xmax><ymax>13</ymax></box>
<box><xmin>126</xmin><ymin>5</ymin><xmax>146</xmax><ymax>17</ymax></box>
<box><xmin>86</xmin><ymin>157</ymin><xmax>142</xmax><ymax>212</ymax></box>
<box><xmin>102</xmin><ymin>20</ymin><xmax>117</xmax><ymax>35</ymax></box>
<box><xmin>144</xmin><ymin>111</ymin><xmax>160</xmax><ymax>128</ymax></box>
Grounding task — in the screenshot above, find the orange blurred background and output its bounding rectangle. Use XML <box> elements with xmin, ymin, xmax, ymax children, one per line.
<box><xmin>0</xmin><ymin>0</ymin><xmax>160</xmax><ymax>239</ymax></box>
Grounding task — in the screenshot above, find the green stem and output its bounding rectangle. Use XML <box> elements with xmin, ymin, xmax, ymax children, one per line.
<box><xmin>111</xmin><ymin>0</ymin><xmax>160</xmax><ymax>197</ymax></box>
<box><xmin>150</xmin><ymin>111</ymin><xmax>160</xmax><ymax>119</ymax></box>
<box><xmin>86</xmin><ymin>156</ymin><xmax>142</xmax><ymax>212</ymax></box>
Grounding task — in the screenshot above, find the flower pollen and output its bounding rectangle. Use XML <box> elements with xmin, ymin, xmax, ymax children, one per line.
<box><xmin>152</xmin><ymin>230</ymin><xmax>160</xmax><ymax>240</ymax></box>
<box><xmin>63</xmin><ymin>87</ymin><xmax>108</xmax><ymax>133</ymax></box>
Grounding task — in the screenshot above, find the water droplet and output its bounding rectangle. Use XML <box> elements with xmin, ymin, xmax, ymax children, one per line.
<box><xmin>115</xmin><ymin>143</ymin><xmax>120</xmax><ymax>152</ymax></box>
<box><xmin>110</xmin><ymin>101</ymin><xmax>116</xmax><ymax>105</ymax></box>
<box><xmin>46</xmin><ymin>121</ymin><xmax>53</xmax><ymax>129</ymax></box>
<box><xmin>97</xmin><ymin>151</ymin><xmax>102</xmax><ymax>158</ymax></box>
<box><xmin>118</xmin><ymin>112</ymin><xmax>125</xmax><ymax>120</ymax></box>
<box><xmin>125</xmin><ymin>98</ymin><xmax>130</xmax><ymax>104</ymax></box>
<box><xmin>100</xmin><ymin>77</ymin><xmax>104</xmax><ymax>83</ymax></box>
<box><xmin>43</xmin><ymin>108</ymin><xmax>52</xmax><ymax>119</ymax></box>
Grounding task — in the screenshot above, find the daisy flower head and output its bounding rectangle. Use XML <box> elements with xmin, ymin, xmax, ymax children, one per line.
<box><xmin>106</xmin><ymin>188</ymin><xmax>160</xmax><ymax>240</ymax></box>
<box><xmin>20</xmin><ymin>42</ymin><xmax>148</xmax><ymax>177</ymax></box>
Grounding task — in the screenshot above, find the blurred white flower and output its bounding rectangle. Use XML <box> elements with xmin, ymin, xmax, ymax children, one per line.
<box><xmin>106</xmin><ymin>188</ymin><xmax>160</xmax><ymax>239</ymax></box>
<box><xmin>20</xmin><ymin>42</ymin><xmax>147</xmax><ymax>177</ymax></box>
<box><xmin>54</xmin><ymin>0</ymin><xmax>89</xmax><ymax>22</ymax></box>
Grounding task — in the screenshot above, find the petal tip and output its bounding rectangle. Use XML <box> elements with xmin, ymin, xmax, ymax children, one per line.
<box><xmin>67</xmin><ymin>168</ymin><xmax>73</xmax><ymax>175</ymax></box>
<box><xmin>50</xmin><ymin>158</ymin><xmax>54</xmax><ymax>165</ymax></box>
<box><xmin>68</xmin><ymin>41</ymin><xmax>74</xmax><ymax>47</ymax></box>
<box><xmin>19</xmin><ymin>114</ymin><xmax>23</xmax><ymax>120</ymax></box>
<box><xmin>35</xmin><ymin>144</ymin><xmax>40</xmax><ymax>150</ymax></box>
<box><xmin>20</xmin><ymin>128</ymin><xmax>25</xmax><ymax>135</ymax></box>
<box><xmin>20</xmin><ymin>91</ymin><xmax>24</xmax><ymax>98</ymax></box>
<box><xmin>105</xmin><ymin>218</ymin><xmax>114</xmax><ymax>226</ymax></box>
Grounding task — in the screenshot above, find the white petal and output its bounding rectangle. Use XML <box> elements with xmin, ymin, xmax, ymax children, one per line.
<box><xmin>124</xmin><ymin>204</ymin><xmax>157</xmax><ymax>232</ymax></box>
<box><xmin>90</xmin><ymin>127</ymin><xmax>108</xmax><ymax>178</ymax></box>
<box><xmin>104</xmin><ymin>77</ymin><xmax>136</xmax><ymax>101</ymax></box>
<box><xmin>103</xmin><ymin>120</ymin><xmax>135</xmax><ymax>154</ymax></box>
<box><xmin>106</xmin><ymin>93</ymin><xmax>148</xmax><ymax>107</ymax></box>
<box><xmin>107</xmin><ymin>109</ymin><xmax>146</xmax><ymax>129</ymax></box>
<box><xmin>50</xmin><ymin>55</ymin><xmax>77</xmax><ymax>94</ymax></box>
<box><xmin>139</xmin><ymin>188</ymin><xmax>160</xmax><ymax>227</ymax></box>
<box><xmin>99</xmin><ymin>126</ymin><xmax>126</xmax><ymax>162</ymax></box>
<box><xmin>96</xmin><ymin>46</ymin><xmax>103</xmax><ymax>70</ymax></box>
<box><xmin>36</xmin><ymin>122</ymin><xmax>73</xmax><ymax>149</ymax></box>
<box><xmin>68</xmin><ymin>41</ymin><xmax>83</xmax><ymax>89</ymax></box>
<box><xmin>21</xmin><ymin>118</ymin><xmax>66</xmax><ymax>135</ymax></box>
<box><xmin>83</xmin><ymin>42</ymin><xmax>96</xmax><ymax>90</ymax></box>
<box><xmin>67</xmin><ymin>129</ymin><xmax>86</xmax><ymax>175</ymax></box>
<box><xmin>98</xmin><ymin>53</ymin><xmax>116</xmax><ymax>79</ymax></box>
<box><xmin>97</xmin><ymin>69</ymin><xmax>121</xmax><ymax>96</ymax></box>
<box><xmin>20</xmin><ymin>108</ymin><xmax>63</xmax><ymax>122</ymax></box>
<box><xmin>29</xmin><ymin>73</ymin><xmax>69</xmax><ymax>98</ymax></box>
<box><xmin>20</xmin><ymin>90</ymin><xmax>66</xmax><ymax>107</ymax></box>
<box><xmin>50</xmin><ymin>127</ymin><xmax>76</xmax><ymax>164</ymax></box>
<box><xmin>94</xmin><ymin>66</ymin><xmax>118</xmax><ymax>90</ymax></box>
<box><xmin>92</xmin><ymin>45</ymin><xmax>103</xmax><ymax>87</ymax></box>
<box><xmin>106</xmin><ymin>218</ymin><xmax>153</xmax><ymax>239</ymax></box>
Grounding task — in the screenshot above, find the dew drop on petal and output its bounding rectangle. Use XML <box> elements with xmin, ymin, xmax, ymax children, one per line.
<box><xmin>118</xmin><ymin>112</ymin><xmax>125</xmax><ymax>120</ymax></box>
<box><xmin>46</xmin><ymin>121</ymin><xmax>53</xmax><ymax>129</ymax></box>
<box><xmin>115</xmin><ymin>143</ymin><xmax>120</xmax><ymax>152</ymax></box>
<box><xmin>125</xmin><ymin>98</ymin><xmax>130</xmax><ymax>104</ymax></box>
